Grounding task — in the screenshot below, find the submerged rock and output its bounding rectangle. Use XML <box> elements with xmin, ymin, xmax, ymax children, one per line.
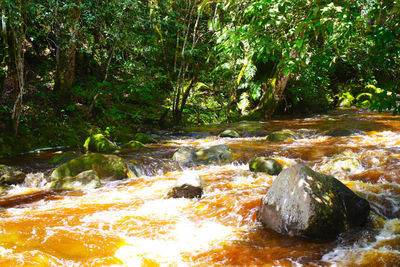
<box><xmin>327</xmin><ymin>128</ymin><xmax>359</xmax><ymax>137</ymax></box>
<box><xmin>48</xmin><ymin>151</ymin><xmax>82</xmax><ymax>166</ymax></box>
<box><xmin>133</xmin><ymin>133</ymin><xmax>156</xmax><ymax>144</ymax></box>
<box><xmin>121</xmin><ymin>140</ymin><xmax>146</xmax><ymax>149</ymax></box>
<box><xmin>84</xmin><ymin>134</ymin><xmax>119</xmax><ymax>153</ymax></box>
<box><xmin>258</xmin><ymin>164</ymin><xmax>370</xmax><ymax>239</ymax></box>
<box><xmin>0</xmin><ymin>164</ymin><xmax>26</xmax><ymax>185</ymax></box>
<box><xmin>219</xmin><ymin>129</ymin><xmax>241</xmax><ymax>138</ymax></box>
<box><xmin>172</xmin><ymin>146</ymin><xmax>198</xmax><ymax>166</ymax></box>
<box><xmin>249</xmin><ymin>157</ymin><xmax>282</xmax><ymax>175</ymax></box>
<box><xmin>321</xmin><ymin>157</ymin><xmax>363</xmax><ymax>176</ymax></box>
<box><xmin>172</xmin><ymin>145</ymin><xmax>234</xmax><ymax>166</ymax></box>
<box><xmin>168</xmin><ymin>172</ymin><xmax>206</xmax><ymax>199</ymax></box>
<box><xmin>266</xmin><ymin>130</ymin><xmax>296</xmax><ymax>142</ymax></box>
<box><xmin>50</xmin><ymin>153</ymin><xmax>133</xmax><ymax>190</ymax></box>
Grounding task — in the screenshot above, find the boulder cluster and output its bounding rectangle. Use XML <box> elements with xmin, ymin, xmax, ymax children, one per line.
<box><xmin>0</xmin><ymin>127</ymin><xmax>371</xmax><ymax>240</ymax></box>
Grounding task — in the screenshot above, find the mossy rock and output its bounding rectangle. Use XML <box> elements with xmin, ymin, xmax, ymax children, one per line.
<box><xmin>249</xmin><ymin>157</ymin><xmax>282</xmax><ymax>175</ymax></box>
<box><xmin>50</xmin><ymin>153</ymin><xmax>134</xmax><ymax>190</ymax></box>
<box><xmin>133</xmin><ymin>133</ymin><xmax>156</xmax><ymax>144</ymax></box>
<box><xmin>48</xmin><ymin>151</ymin><xmax>82</xmax><ymax>166</ymax></box>
<box><xmin>0</xmin><ymin>164</ymin><xmax>26</xmax><ymax>185</ymax></box>
<box><xmin>83</xmin><ymin>134</ymin><xmax>119</xmax><ymax>153</ymax></box>
<box><xmin>195</xmin><ymin>145</ymin><xmax>233</xmax><ymax>165</ymax></box>
<box><xmin>53</xmin><ymin>170</ymin><xmax>101</xmax><ymax>190</ymax></box>
<box><xmin>219</xmin><ymin>129</ymin><xmax>241</xmax><ymax>138</ymax></box>
<box><xmin>266</xmin><ymin>130</ymin><xmax>296</xmax><ymax>142</ymax></box>
<box><xmin>121</xmin><ymin>140</ymin><xmax>146</xmax><ymax>149</ymax></box>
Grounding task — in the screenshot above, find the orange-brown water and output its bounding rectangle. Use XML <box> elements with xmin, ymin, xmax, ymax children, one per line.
<box><xmin>0</xmin><ymin>108</ymin><xmax>399</xmax><ymax>266</ymax></box>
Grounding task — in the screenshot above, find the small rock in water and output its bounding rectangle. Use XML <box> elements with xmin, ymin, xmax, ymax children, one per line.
<box><xmin>168</xmin><ymin>172</ymin><xmax>206</xmax><ymax>199</ymax></box>
<box><xmin>266</xmin><ymin>130</ymin><xmax>296</xmax><ymax>142</ymax></box>
<box><xmin>219</xmin><ymin>129</ymin><xmax>241</xmax><ymax>138</ymax></box>
<box><xmin>249</xmin><ymin>157</ymin><xmax>282</xmax><ymax>175</ymax></box>
<box><xmin>172</xmin><ymin>145</ymin><xmax>234</xmax><ymax>166</ymax></box>
<box><xmin>258</xmin><ymin>164</ymin><xmax>370</xmax><ymax>239</ymax></box>
<box><xmin>195</xmin><ymin>145</ymin><xmax>233</xmax><ymax>165</ymax></box>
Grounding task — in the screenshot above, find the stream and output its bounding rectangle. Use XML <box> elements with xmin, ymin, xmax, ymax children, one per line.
<box><xmin>0</xmin><ymin>108</ymin><xmax>399</xmax><ymax>266</ymax></box>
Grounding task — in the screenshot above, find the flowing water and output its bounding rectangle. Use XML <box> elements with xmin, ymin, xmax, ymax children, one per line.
<box><xmin>0</xmin><ymin>108</ymin><xmax>400</xmax><ymax>266</ymax></box>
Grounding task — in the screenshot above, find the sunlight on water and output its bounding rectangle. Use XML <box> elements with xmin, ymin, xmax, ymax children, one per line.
<box><xmin>115</xmin><ymin>220</ymin><xmax>239</xmax><ymax>266</ymax></box>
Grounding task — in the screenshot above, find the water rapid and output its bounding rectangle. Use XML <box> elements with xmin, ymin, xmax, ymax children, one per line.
<box><xmin>0</xmin><ymin>108</ymin><xmax>399</xmax><ymax>266</ymax></box>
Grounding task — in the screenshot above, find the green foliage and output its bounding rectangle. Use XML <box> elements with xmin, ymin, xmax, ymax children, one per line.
<box><xmin>0</xmin><ymin>0</ymin><xmax>399</xmax><ymax>157</ymax></box>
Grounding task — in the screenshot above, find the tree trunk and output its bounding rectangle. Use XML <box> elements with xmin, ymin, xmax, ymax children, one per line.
<box><xmin>54</xmin><ymin>0</ymin><xmax>81</xmax><ymax>105</ymax></box>
<box><xmin>10</xmin><ymin>0</ymin><xmax>25</xmax><ymax>136</ymax></box>
<box><xmin>256</xmin><ymin>70</ymin><xmax>290</xmax><ymax>120</ymax></box>
<box><xmin>252</xmin><ymin>50</ymin><xmax>297</xmax><ymax>120</ymax></box>
<box><xmin>1</xmin><ymin>4</ymin><xmax>8</xmax><ymax>68</ymax></box>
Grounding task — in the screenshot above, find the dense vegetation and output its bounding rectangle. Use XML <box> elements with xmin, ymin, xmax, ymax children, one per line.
<box><xmin>0</xmin><ymin>0</ymin><xmax>399</xmax><ymax>156</ymax></box>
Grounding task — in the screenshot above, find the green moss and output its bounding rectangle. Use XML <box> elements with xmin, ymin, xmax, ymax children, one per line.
<box><xmin>133</xmin><ymin>133</ymin><xmax>156</xmax><ymax>144</ymax></box>
<box><xmin>249</xmin><ymin>157</ymin><xmax>282</xmax><ymax>175</ymax></box>
<box><xmin>121</xmin><ymin>140</ymin><xmax>146</xmax><ymax>149</ymax></box>
<box><xmin>50</xmin><ymin>153</ymin><xmax>132</xmax><ymax>186</ymax></box>
<box><xmin>266</xmin><ymin>130</ymin><xmax>296</xmax><ymax>142</ymax></box>
<box><xmin>83</xmin><ymin>134</ymin><xmax>119</xmax><ymax>153</ymax></box>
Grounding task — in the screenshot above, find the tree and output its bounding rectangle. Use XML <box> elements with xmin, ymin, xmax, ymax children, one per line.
<box><xmin>213</xmin><ymin>0</ymin><xmax>388</xmax><ymax>119</ymax></box>
<box><xmin>54</xmin><ymin>0</ymin><xmax>81</xmax><ymax>105</ymax></box>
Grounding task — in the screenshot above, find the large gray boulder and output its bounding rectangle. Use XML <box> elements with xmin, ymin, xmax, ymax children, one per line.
<box><xmin>258</xmin><ymin>164</ymin><xmax>370</xmax><ymax>239</ymax></box>
<box><xmin>168</xmin><ymin>172</ymin><xmax>206</xmax><ymax>199</ymax></box>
